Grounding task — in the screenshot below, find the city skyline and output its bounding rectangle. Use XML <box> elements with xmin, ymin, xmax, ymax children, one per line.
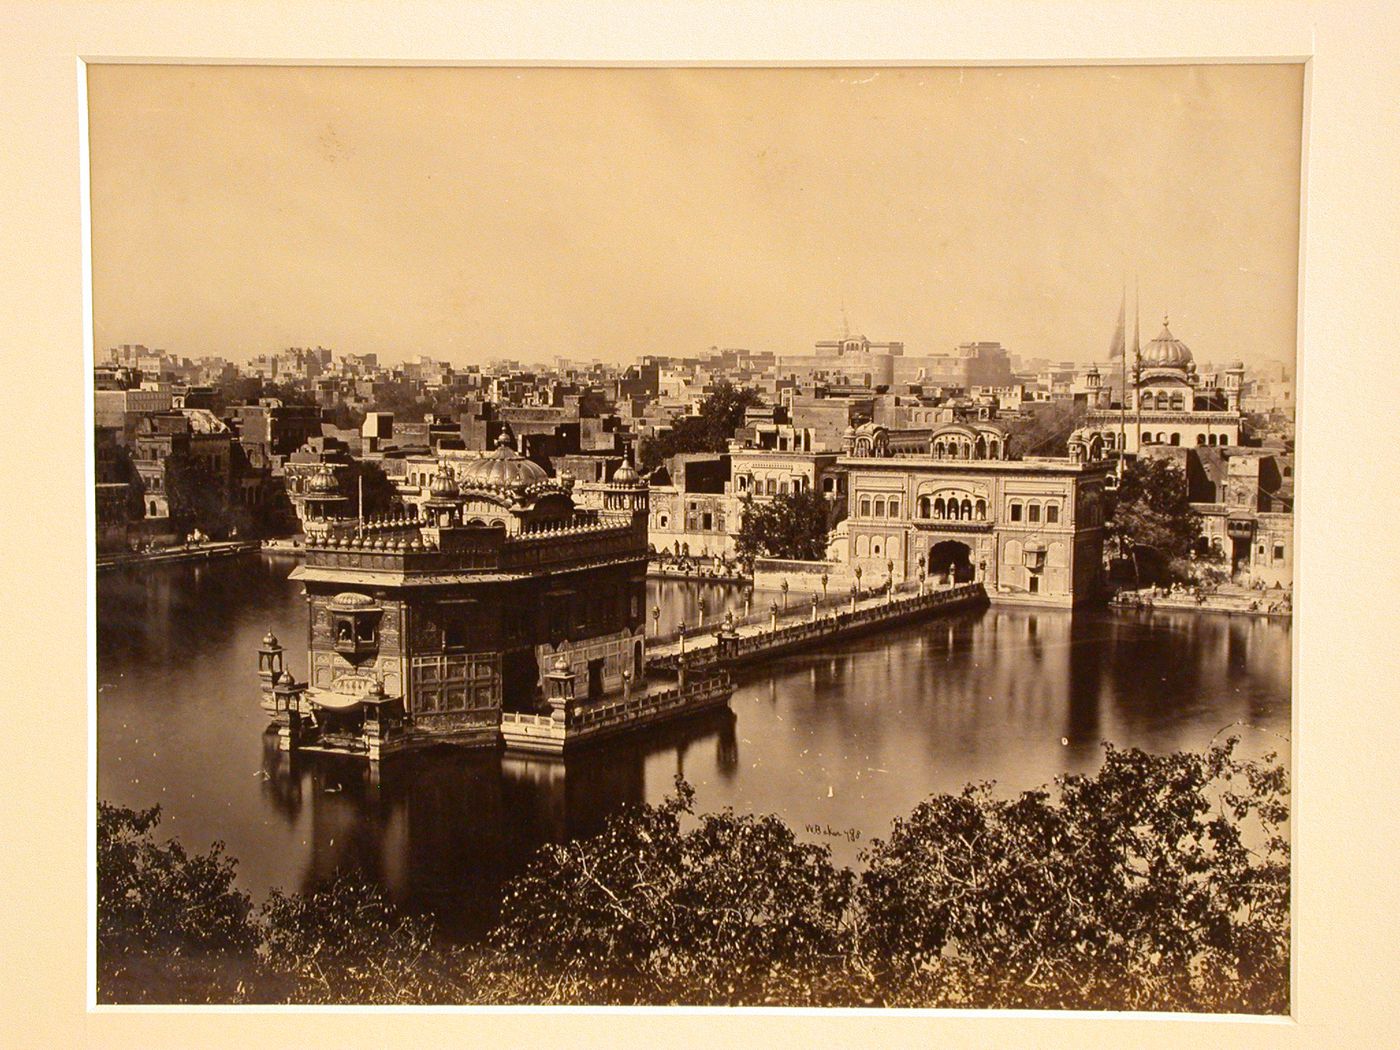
<box><xmin>88</xmin><ymin>64</ymin><xmax>1303</xmax><ymax>370</ymax></box>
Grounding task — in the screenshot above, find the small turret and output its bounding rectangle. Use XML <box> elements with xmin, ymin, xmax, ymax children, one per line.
<box><xmin>604</xmin><ymin>447</ymin><xmax>650</xmax><ymax>518</ymax></box>
<box><xmin>257</xmin><ymin>630</ymin><xmax>284</xmax><ymax>705</ymax></box>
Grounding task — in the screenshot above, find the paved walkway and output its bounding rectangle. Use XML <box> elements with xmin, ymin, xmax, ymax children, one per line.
<box><xmin>647</xmin><ymin>584</ymin><xmax>962</xmax><ymax>661</ymax></box>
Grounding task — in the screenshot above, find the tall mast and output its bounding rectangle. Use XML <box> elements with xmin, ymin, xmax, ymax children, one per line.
<box><xmin>1132</xmin><ymin>277</ymin><xmax>1142</xmax><ymax>455</ymax></box>
<box><xmin>1115</xmin><ymin>281</ymin><xmax>1127</xmax><ymax>475</ymax></box>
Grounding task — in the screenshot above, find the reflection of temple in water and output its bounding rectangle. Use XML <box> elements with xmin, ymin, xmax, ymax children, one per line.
<box><xmin>259</xmin><ymin>709</ymin><xmax>737</xmax><ymax>939</ymax></box>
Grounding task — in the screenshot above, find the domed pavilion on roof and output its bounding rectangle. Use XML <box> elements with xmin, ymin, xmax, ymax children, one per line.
<box><xmin>1085</xmin><ymin>313</ymin><xmax>1246</xmax><ymax>455</ymax></box>
<box><xmin>413</xmin><ymin>430</ymin><xmax>579</xmax><ymax>534</ymax></box>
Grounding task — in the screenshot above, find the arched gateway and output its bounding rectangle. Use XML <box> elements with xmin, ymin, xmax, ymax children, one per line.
<box><xmin>926</xmin><ymin>540</ymin><xmax>975</xmax><ymax>583</ymax></box>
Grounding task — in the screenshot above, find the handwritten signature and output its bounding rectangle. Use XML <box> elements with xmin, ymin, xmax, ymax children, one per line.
<box><xmin>805</xmin><ymin>823</ymin><xmax>862</xmax><ymax>842</ymax></box>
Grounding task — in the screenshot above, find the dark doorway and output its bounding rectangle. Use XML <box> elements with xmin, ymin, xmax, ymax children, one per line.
<box><xmin>1028</xmin><ymin>575</ymin><xmax>1040</xmax><ymax>594</ymax></box>
<box><xmin>502</xmin><ymin>648</ymin><xmax>540</xmax><ymax>713</ymax></box>
<box><xmin>587</xmin><ymin>658</ymin><xmax>605</xmax><ymax>701</ymax></box>
<box><xmin>927</xmin><ymin>540</ymin><xmax>974</xmax><ymax>583</ymax></box>
<box><xmin>1231</xmin><ymin>535</ymin><xmax>1250</xmax><ymax>576</ymax></box>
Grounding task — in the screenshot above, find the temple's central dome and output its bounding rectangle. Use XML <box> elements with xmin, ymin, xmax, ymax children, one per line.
<box><xmin>455</xmin><ymin>433</ymin><xmax>550</xmax><ymax>490</ymax></box>
<box><xmin>1140</xmin><ymin>316</ymin><xmax>1194</xmax><ymax>369</ymax></box>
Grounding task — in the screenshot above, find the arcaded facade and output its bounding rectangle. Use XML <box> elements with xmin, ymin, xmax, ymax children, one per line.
<box><xmin>837</xmin><ymin>421</ymin><xmax>1110</xmax><ymax>606</ymax></box>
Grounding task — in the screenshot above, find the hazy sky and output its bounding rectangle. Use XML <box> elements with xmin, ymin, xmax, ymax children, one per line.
<box><xmin>88</xmin><ymin>64</ymin><xmax>1302</xmax><ymax>368</ymax></box>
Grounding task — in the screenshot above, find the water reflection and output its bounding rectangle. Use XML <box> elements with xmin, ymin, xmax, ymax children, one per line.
<box><xmin>97</xmin><ymin>557</ymin><xmax>1290</xmax><ymax>936</ymax></box>
<box><xmin>646</xmin><ymin>578</ymin><xmax>751</xmax><ymax>637</ymax></box>
<box><xmin>256</xmin><ymin>708</ymin><xmax>736</xmax><ymax>938</ymax></box>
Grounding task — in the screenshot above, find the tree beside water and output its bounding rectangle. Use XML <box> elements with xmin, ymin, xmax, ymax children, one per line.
<box><xmin>733</xmin><ymin>488</ymin><xmax>833</xmax><ymax>567</ymax></box>
<box><xmin>96</xmin><ymin>738</ymin><xmax>1289</xmax><ymax>1011</ymax></box>
<box><xmin>1107</xmin><ymin>457</ymin><xmax>1224</xmax><ymax>585</ymax></box>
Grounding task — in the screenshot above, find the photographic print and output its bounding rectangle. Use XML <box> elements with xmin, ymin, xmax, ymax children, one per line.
<box><xmin>89</xmin><ymin>63</ymin><xmax>1299</xmax><ymax>1011</ymax></box>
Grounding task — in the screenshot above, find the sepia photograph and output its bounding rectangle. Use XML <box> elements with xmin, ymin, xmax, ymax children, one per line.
<box><xmin>84</xmin><ymin>61</ymin><xmax>1304</xmax><ymax>1012</ymax></box>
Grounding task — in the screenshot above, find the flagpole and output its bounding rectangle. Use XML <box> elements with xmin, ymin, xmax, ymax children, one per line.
<box><xmin>1133</xmin><ymin>278</ymin><xmax>1142</xmax><ymax>456</ymax></box>
<box><xmin>1117</xmin><ymin>281</ymin><xmax>1127</xmax><ymax>479</ymax></box>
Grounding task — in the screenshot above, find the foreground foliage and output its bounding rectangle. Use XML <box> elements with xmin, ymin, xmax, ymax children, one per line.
<box><xmin>858</xmin><ymin>740</ymin><xmax>1289</xmax><ymax>1011</ymax></box>
<box><xmin>97</xmin><ymin>803</ymin><xmax>259</xmax><ymax>1003</ymax></box>
<box><xmin>97</xmin><ymin>739</ymin><xmax>1289</xmax><ymax>1010</ymax></box>
<box><xmin>493</xmin><ymin>780</ymin><xmax>856</xmax><ymax>1003</ymax></box>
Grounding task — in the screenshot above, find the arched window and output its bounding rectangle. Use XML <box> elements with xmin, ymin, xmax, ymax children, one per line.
<box><xmin>988</xmin><ymin>439</ymin><xmax>1000</xmax><ymax>459</ymax></box>
<box><xmin>872</xmin><ymin>540</ymin><xmax>882</xmax><ymax>556</ymax></box>
<box><xmin>1046</xmin><ymin>504</ymin><xmax>1059</xmax><ymax>524</ymax></box>
<box><xmin>1010</xmin><ymin>501</ymin><xmax>1023</xmax><ymax>522</ymax></box>
<box><xmin>148</xmin><ymin>501</ymin><xmax>157</xmax><ymax>516</ymax></box>
<box><xmin>918</xmin><ymin>496</ymin><xmax>931</xmax><ymax>518</ymax></box>
<box><xmin>823</xmin><ymin>476</ymin><xmax>835</xmax><ymax>493</ymax></box>
<box><xmin>947</xmin><ymin>500</ymin><xmax>960</xmax><ymax>521</ymax></box>
<box><xmin>634</xmin><ymin>640</ymin><xmax>644</xmax><ymax>677</ymax></box>
<box><xmin>974</xmin><ymin>435</ymin><xmax>987</xmax><ymax>459</ymax></box>
<box><xmin>855</xmin><ymin>535</ymin><xmax>870</xmax><ymax>557</ymax></box>
<box><xmin>975</xmin><ymin>498</ymin><xmax>986</xmax><ymax>520</ymax></box>
<box><xmin>1170</xmin><ymin>393</ymin><xmax>1185</xmax><ymax>411</ymax></box>
<box><xmin>961</xmin><ymin>498</ymin><xmax>973</xmax><ymax>519</ymax></box>
<box><xmin>1197</xmin><ymin>433</ymin><xmax>1207</xmax><ymax>445</ymax></box>
<box><xmin>1170</xmin><ymin>433</ymin><xmax>1181</xmax><ymax>446</ymax></box>
<box><xmin>874</xmin><ymin>498</ymin><xmax>886</xmax><ymax>518</ymax></box>
<box><xmin>766</xmin><ymin>478</ymin><xmax>777</xmax><ymax>495</ymax></box>
<box><xmin>934</xmin><ymin>497</ymin><xmax>946</xmax><ymax>518</ymax></box>
<box><xmin>779</xmin><ymin>480</ymin><xmax>790</xmax><ymax>495</ymax></box>
<box><xmin>1028</xmin><ymin>503</ymin><xmax>1041</xmax><ymax>523</ymax></box>
<box><xmin>888</xmin><ymin>498</ymin><xmax>900</xmax><ymax>518</ymax></box>
<box><xmin>859</xmin><ymin>497</ymin><xmax>871</xmax><ymax>517</ymax></box>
